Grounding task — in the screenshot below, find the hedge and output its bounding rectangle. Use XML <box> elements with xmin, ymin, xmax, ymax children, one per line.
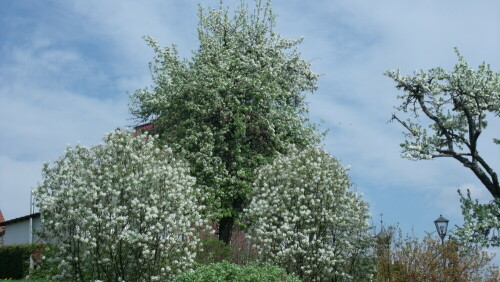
<box><xmin>173</xmin><ymin>261</ymin><xmax>301</xmax><ymax>282</ymax></box>
<box><xmin>0</xmin><ymin>244</ymin><xmax>41</xmax><ymax>279</ymax></box>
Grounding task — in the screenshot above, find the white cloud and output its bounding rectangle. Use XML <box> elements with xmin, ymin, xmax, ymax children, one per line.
<box><xmin>59</xmin><ymin>0</ymin><xmax>200</xmax><ymax>66</ymax></box>
<box><xmin>0</xmin><ymin>14</ymin><xmax>130</xmax><ymax>219</ymax></box>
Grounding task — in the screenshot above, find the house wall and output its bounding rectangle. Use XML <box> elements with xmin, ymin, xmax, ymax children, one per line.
<box><xmin>3</xmin><ymin>217</ymin><xmax>41</xmax><ymax>245</ymax></box>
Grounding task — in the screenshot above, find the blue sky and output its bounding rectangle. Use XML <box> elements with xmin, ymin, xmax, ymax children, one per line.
<box><xmin>1</xmin><ymin>0</ymin><xmax>499</xmax><ymax>254</ymax></box>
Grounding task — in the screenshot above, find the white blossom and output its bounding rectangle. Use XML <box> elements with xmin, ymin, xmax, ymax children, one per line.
<box><xmin>34</xmin><ymin>130</ymin><xmax>204</xmax><ymax>281</ymax></box>
<box><xmin>245</xmin><ymin>145</ymin><xmax>374</xmax><ymax>281</ymax></box>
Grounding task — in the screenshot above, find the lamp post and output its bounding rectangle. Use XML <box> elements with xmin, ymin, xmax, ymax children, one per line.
<box><xmin>434</xmin><ymin>215</ymin><xmax>449</xmax><ymax>244</ymax></box>
<box><xmin>435</xmin><ymin>214</ymin><xmax>449</xmax><ymax>279</ymax></box>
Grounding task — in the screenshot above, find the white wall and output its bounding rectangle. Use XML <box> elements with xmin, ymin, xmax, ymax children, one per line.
<box><xmin>3</xmin><ymin>217</ymin><xmax>41</xmax><ymax>245</ymax></box>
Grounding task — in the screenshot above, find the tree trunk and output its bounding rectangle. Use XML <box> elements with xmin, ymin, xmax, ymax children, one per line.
<box><xmin>218</xmin><ymin>216</ymin><xmax>234</xmax><ymax>244</ymax></box>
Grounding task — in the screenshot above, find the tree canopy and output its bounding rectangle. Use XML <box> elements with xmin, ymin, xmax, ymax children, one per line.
<box><xmin>130</xmin><ymin>0</ymin><xmax>320</xmax><ymax>243</ymax></box>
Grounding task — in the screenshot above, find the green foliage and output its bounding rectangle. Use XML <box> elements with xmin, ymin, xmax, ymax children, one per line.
<box><xmin>129</xmin><ymin>0</ymin><xmax>320</xmax><ymax>239</ymax></box>
<box><xmin>195</xmin><ymin>239</ymin><xmax>234</xmax><ymax>264</ymax></box>
<box><xmin>29</xmin><ymin>244</ymin><xmax>60</xmax><ymax>280</ymax></box>
<box><xmin>173</xmin><ymin>261</ymin><xmax>301</xmax><ymax>282</ymax></box>
<box><xmin>195</xmin><ymin>232</ymin><xmax>258</xmax><ymax>265</ymax></box>
<box><xmin>0</xmin><ymin>244</ymin><xmax>41</xmax><ymax>279</ymax></box>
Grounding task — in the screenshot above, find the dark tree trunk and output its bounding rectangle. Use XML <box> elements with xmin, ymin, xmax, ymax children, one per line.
<box><xmin>218</xmin><ymin>216</ymin><xmax>234</xmax><ymax>244</ymax></box>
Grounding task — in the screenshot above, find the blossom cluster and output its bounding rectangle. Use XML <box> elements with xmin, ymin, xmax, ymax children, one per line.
<box><xmin>245</xmin><ymin>145</ymin><xmax>374</xmax><ymax>281</ymax></box>
<box><xmin>34</xmin><ymin>130</ymin><xmax>204</xmax><ymax>281</ymax></box>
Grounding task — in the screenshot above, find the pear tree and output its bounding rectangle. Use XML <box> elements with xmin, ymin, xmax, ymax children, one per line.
<box><xmin>130</xmin><ymin>0</ymin><xmax>320</xmax><ymax>243</ymax></box>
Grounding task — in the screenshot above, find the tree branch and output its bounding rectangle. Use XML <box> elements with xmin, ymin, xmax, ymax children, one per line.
<box><xmin>390</xmin><ymin>114</ymin><xmax>415</xmax><ymax>135</ymax></box>
<box><xmin>412</xmin><ymin>86</ymin><xmax>456</xmax><ymax>151</ymax></box>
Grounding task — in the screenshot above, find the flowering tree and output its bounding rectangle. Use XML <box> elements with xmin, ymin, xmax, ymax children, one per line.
<box><xmin>245</xmin><ymin>146</ymin><xmax>374</xmax><ymax>281</ymax></box>
<box><xmin>34</xmin><ymin>131</ymin><xmax>204</xmax><ymax>281</ymax></box>
<box><xmin>129</xmin><ymin>0</ymin><xmax>320</xmax><ymax>243</ymax></box>
<box><xmin>385</xmin><ymin>50</ymin><xmax>500</xmax><ymax>245</ymax></box>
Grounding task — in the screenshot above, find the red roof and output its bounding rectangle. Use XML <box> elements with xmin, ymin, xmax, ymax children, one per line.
<box><xmin>133</xmin><ymin>122</ymin><xmax>157</xmax><ymax>137</ymax></box>
<box><xmin>135</xmin><ymin>123</ymin><xmax>155</xmax><ymax>131</ymax></box>
<box><xmin>0</xmin><ymin>210</ymin><xmax>5</xmax><ymax>232</ymax></box>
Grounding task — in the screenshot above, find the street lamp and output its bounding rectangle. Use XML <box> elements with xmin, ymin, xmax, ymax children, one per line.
<box><xmin>434</xmin><ymin>214</ymin><xmax>449</xmax><ymax>244</ymax></box>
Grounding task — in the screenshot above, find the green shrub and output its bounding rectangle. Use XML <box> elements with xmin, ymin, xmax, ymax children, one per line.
<box><xmin>173</xmin><ymin>261</ymin><xmax>301</xmax><ymax>282</ymax></box>
<box><xmin>0</xmin><ymin>244</ymin><xmax>41</xmax><ymax>279</ymax></box>
<box><xmin>195</xmin><ymin>239</ymin><xmax>234</xmax><ymax>264</ymax></box>
<box><xmin>29</xmin><ymin>244</ymin><xmax>60</xmax><ymax>280</ymax></box>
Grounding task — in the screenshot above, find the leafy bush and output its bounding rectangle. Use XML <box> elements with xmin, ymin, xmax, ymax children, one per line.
<box><xmin>0</xmin><ymin>244</ymin><xmax>41</xmax><ymax>279</ymax></box>
<box><xmin>195</xmin><ymin>239</ymin><xmax>233</xmax><ymax>264</ymax></box>
<box><xmin>173</xmin><ymin>261</ymin><xmax>301</xmax><ymax>282</ymax></box>
<box><xmin>29</xmin><ymin>244</ymin><xmax>60</xmax><ymax>280</ymax></box>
